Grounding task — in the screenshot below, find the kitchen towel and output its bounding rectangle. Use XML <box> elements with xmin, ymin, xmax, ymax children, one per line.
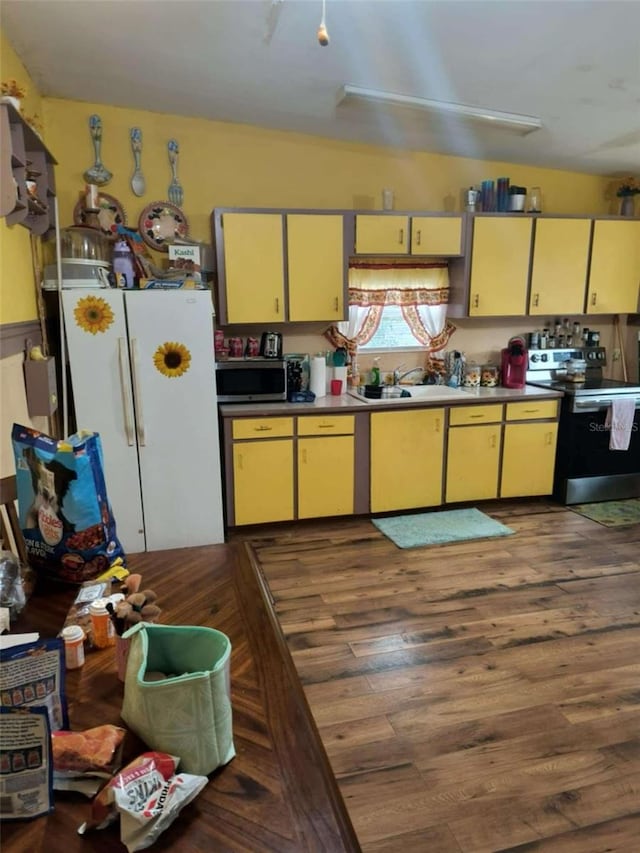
<box><xmin>310</xmin><ymin>356</ymin><xmax>327</xmax><ymax>399</ymax></box>
<box><xmin>605</xmin><ymin>399</ymin><xmax>636</xmax><ymax>450</ymax></box>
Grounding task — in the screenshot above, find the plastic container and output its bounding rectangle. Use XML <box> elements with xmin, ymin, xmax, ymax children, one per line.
<box><xmin>90</xmin><ymin>598</ymin><xmax>116</xmax><ymax>649</ymax></box>
<box><xmin>112</xmin><ymin>240</ymin><xmax>136</xmax><ymax>289</ymax></box>
<box><xmin>62</xmin><ymin>625</ymin><xmax>85</xmax><ymax>669</ymax></box>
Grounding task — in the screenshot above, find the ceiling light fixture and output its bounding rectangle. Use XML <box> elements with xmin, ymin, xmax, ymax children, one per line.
<box><xmin>337</xmin><ymin>85</ymin><xmax>542</xmax><ymax>136</ymax></box>
<box><xmin>317</xmin><ymin>0</ymin><xmax>329</xmax><ymax>46</ymax></box>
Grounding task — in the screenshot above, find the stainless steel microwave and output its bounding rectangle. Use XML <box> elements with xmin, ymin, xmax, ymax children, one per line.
<box><xmin>215</xmin><ymin>359</ymin><xmax>287</xmax><ymax>402</ymax></box>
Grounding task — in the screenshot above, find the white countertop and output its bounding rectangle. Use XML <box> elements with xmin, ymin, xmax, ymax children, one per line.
<box><xmin>218</xmin><ymin>383</ymin><xmax>563</xmax><ymax>417</ymax></box>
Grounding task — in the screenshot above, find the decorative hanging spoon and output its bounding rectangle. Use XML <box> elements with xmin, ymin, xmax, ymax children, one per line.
<box><xmin>130</xmin><ymin>127</ymin><xmax>145</xmax><ymax>197</ymax></box>
<box><xmin>167</xmin><ymin>139</ymin><xmax>183</xmax><ymax>207</ymax></box>
<box><xmin>83</xmin><ymin>114</ymin><xmax>112</xmax><ymax>186</ymax></box>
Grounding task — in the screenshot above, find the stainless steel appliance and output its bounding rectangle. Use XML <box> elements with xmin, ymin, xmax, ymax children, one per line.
<box><xmin>260</xmin><ymin>331</ymin><xmax>283</xmax><ymax>359</ymax></box>
<box><xmin>215</xmin><ymin>358</ymin><xmax>287</xmax><ymax>402</ymax></box>
<box><xmin>526</xmin><ymin>347</ymin><xmax>640</xmax><ymax>503</ymax></box>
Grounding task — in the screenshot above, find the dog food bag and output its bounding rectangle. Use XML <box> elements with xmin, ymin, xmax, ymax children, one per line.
<box><xmin>12</xmin><ymin>424</ymin><xmax>126</xmax><ymax>583</ymax></box>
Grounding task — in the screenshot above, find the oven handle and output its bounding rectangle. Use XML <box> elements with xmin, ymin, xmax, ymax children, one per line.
<box><xmin>573</xmin><ymin>398</ymin><xmax>640</xmax><ymax>410</ymax></box>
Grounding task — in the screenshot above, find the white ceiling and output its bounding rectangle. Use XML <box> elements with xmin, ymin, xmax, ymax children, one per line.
<box><xmin>2</xmin><ymin>0</ymin><xmax>640</xmax><ymax>177</ymax></box>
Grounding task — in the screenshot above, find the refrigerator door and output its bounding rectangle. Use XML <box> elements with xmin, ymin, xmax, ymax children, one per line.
<box><xmin>124</xmin><ymin>290</ymin><xmax>224</xmax><ymax>549</ymax></box>
<box><xmin>61</xmin><ymin>289</ymin><xmax>146</xmax><ymax>553</ymax></box>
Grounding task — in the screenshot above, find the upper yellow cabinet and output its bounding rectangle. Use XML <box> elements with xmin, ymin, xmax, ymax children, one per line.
<box><xmin>586</xmin><ymin>219</ymin><xmax>640</xmax><ymax>314</ymax></box>
<box><xmin>354</xmin><ymin>214</ymin><xmax>463</xmax><ymax>256</ymax></box>
<box><xmin>287</xmin><ymin>213</ymin><xmax>345</xmax><ymax>322</ymax></box>
<box><xmin>216</xmin><ymin>212</ymin><xmax>285</xmax><ymax>324</ymax></box>
<box><xmin>529</xmin><ymin>218</ymin><xmax>591</xmax><ymax>316</ymax></box>
<box><xmin>213</xmin><ymin>209</ymin><xmax>347</xmax><ymax>324</ymax></box>
<box><xmin>468</xmin><ymin>216</ymin><xmax>533</xmax><ymax>316</ymax></box>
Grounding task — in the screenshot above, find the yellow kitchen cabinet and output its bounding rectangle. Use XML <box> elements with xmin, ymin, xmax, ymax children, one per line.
<box><xmin>354</xmin><ymin>214</ymin><xmax>410</xmax><ymax>254</ymax></box>
<box><xmin>218</xmin><ymin>212</ymin><xmax>285</xmax><ymax>324</ymax></box>
<box><xmin>231</xmin><ymin>417</ymin><xmax>294</xmax><ymax>525</ymax></box>
<box><xmin>586</xmin><ymin>219</ymin><xmax>640</xmax><ymax>314</ymax></box>
<box><xmin>529</xmin><ymin>218</ymin><xmax>591</xmax><ymax>315</ymax></box>
<box><xmin>297</xmin><ymin>415</ymin><xmax>355</xmax><ymax>518</ymax></box>
<box><xmin>446</xmin><ymin>425</ymin><xmax>501</xmax><ymax>503</ymax></box>
<box><xmin>370</xmin><ymin>408</ymin><xmax>444</xmax><ymax>512</ymax></box>
<box><xmin>469</xmin><ymin>216</ymin><xmax>533</xmax><ymax>316</ymax></box>
<box><xmin>287</xmin><ymin>213</ymin><xmax>345</xmax><ymax>321</ymax></box>
<box><xmin>501</xmin><ymin>421</ymin><xmax>559</xmax><ymax>498</ymax></box>
<box><xmin>410</xmin><ymin>216</ymin><xmax>464</xmax><ymax>256</ymax></box>
<box><xmin>446</xmin><ymin>405</ymin><xmax>502</xmax><ymax>503</ymax></box>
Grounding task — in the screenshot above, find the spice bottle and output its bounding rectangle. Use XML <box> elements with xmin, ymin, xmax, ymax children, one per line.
<box><xmin>90</xmin><ymin>598</ymin><xmax>116</xmax><ymax>649</ymax></box>
<box><xmin>112</xmin><ymin>240</ymin><xmax>136</xmax><ymax>289</ymax></box>
<box><xmin>62</xmin><ymin>625</ymin><xmax>85</xmax><ymax>669</ymax></box>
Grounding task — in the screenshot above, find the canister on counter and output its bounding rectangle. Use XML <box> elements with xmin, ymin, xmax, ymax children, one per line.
<box><xmin>463</xmin><ymin>363</ymin><xmax>481</xmax><ymax>388</ymax></box>
<box><xmin>480</xmin><ymin>364</ymin><xmax>499</xmax><ymax>387</ymax></box>
<box><xmin>229</xmin><ymin>337</ymin><xmax>243</xmax><ymax>358</ymax></box>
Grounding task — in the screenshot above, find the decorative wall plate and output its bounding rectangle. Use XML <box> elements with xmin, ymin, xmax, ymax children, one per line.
<box><xmin>73</xmin><ymin>192</ymin><xmax>126</xmax><ymax>240</ymax></box>
<box><xmin>138</xmin><ymin>201</ymin><xmax>189</xmax><ymax>252</ymax></box>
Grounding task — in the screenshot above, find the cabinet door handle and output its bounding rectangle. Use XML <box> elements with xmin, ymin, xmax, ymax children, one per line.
<box><xmin>435</xmin><ymin>418</ymin><xmax>441</xmax><ymax>433</ymax></box>
<box><xmin>334</xmin><ymin>297</ymin><xmax>339</xmax><ymax>312</ymax></box>
<box><xmin>523</xmin><ymin>409</ymin><xmax>539</xmax><ymax>415</ymax></box>
<box><xmin>130</xmin><ymin>338</ymin><xmax>146</xmax><ymax>447</ymax></box>
<box><xmin>254</xmin><ymin>425</ymin><xmax>272</xmax><ymax>432</ymax></box>
<box><xmin>591</xmin><ymin>292</ymin><xmax>597</xmax><ymax>306</ymax></box>
<box><xmin>415</xmin><ymin>229</ymin><xmax>422</xmax><ymax>245</ymax></box>
<box><xmin>318</xmin><ymin>423</ymin><xmax>335</xmax><ymax>429</ymax></box>
<box><xmin>546</xmin><ymin>431</ymin><xmax>553</xmax><ymax>445</ymax></box>
<box><xmin>275</xmin><ymin>297</ymin><xmax>280</xmax><ymax>314</ymax></box>
<box><xmin>470</xmin><ymin>414</ymin><xmax>484</xmax><ymax>419</ymax></box>
<box><xmin>533</xmin><ymin>293</ymin><xmax>539</xmax><ymax>307</ymax></box>
<box><xmin>472</xmin><ymin>294</ymin><xmax>480</xmax><ymax>309</ymax></box>
<box><xmin>118</xmin><ymin>337</ymin><xmax>135</xmax><ymax>446</ymax></box>
<box><xmin>490</xmin><ymin>434</ymin><xmax>497</xmax><ymax>448</ymax></box>
<box><xmin>399</xmin><ymin>228</ymin><xmax>404</xmax><ymax>245</ymax></box>
<box><xmin>237</xmin><ymin>453</ymin><xmax>243</xmax><ymax>471</ymax></box>
<box><xmin>301</xmin><ymin>449</ymin><xmax>307</xmax><ymax>464</ymax></box>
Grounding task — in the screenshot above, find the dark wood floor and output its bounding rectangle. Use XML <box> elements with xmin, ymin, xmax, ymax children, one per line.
<box><xmin>232</xmin><ymin>499</ymin><xmax>640</xmax><ymax>852</ymax></box>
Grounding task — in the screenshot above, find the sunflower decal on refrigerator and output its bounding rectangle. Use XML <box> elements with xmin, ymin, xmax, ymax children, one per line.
<box><xmin>74</xmin><ymin>295</ymin><xmax>114</xmax><ymax>335</ymax></box>
<box><xmin>153</xmin><ymin>341</ymin><xmax>191</xmax><ymax>378</ymax></box>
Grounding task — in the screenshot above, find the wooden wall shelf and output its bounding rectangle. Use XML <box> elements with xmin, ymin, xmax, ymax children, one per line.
<box><xmin>1</xmin><ymin>101</ymin><xmax>57</xmax><ymax>234</ymax></box>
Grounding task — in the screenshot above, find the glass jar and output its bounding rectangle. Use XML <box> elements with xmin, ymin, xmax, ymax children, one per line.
<box><xmin>463</xmin><ymin>363</ymin><xmax>481</xmax><ymax>388</ymax></box>
<box><xmin>566</xmin><ymin>358</ymin><xmax>586</xmax><ymax>383</ymax></box>
<box><xmin>480</xmin><ymin>364</ymin><xmax>499</xmax><ymax>387</ymax></box>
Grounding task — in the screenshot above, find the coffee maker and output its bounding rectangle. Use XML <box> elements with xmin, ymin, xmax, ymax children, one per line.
<box><xmin>501</xmin><ymin>336</ymin><xmax>528</xmax><ymax>389</ymax></box>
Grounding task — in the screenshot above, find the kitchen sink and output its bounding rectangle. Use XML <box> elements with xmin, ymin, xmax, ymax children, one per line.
<box><xmin>349</xmin><ymin>385</ymin><xmax>472</xmax><ymax>404</ymax></box>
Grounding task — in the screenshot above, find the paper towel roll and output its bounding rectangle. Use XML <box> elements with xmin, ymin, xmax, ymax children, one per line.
<box><xmin>333</xmin><ymin>366</ymin><xmax>347</xmax><ymax>386</ymax></box>
<box><xmin>310</xmin><ymin>356</ymin><xmax>327</xmax><ymax>398</ymax></box>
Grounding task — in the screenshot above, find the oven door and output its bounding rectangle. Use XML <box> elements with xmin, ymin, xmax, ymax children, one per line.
<box><xmin>554</xmin><ymin>396</ymin><xmax>640</xmax><ymax>502</ymax></box>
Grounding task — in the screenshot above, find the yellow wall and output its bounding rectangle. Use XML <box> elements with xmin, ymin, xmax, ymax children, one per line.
<box><xmin>42</xmin><ymin>97</ymin><xmax>609</xmax><ymax>249</ymax></box>
<box><xmin>0</xmin><ymin>29</ymin><xmax>45</xmax><ymax>324</ymax></box>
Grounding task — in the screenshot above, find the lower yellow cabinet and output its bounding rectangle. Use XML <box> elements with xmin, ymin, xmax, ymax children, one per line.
<box><xmin>297</xmin><ymin>415</ymin><xmax>355</xmax><ymax>519</ymax></box>
<box><xmin>446</xmin><ymin>424</ymin><xmax>501</xmax><ymax>503</ymax></box>
<box><xmin>501</xmin><ymin>421</ymin><xmax>558</xmax><ymax>498</ymax></box>
<box><xmin>298</xmin><ymin>436</ymin><xmax>354</xmax><ymax>518</ymax></box>
<box><xmin>370</xmin><ymin>409</ymin><xmax>445</xmax><ymax>512</ymax></box>
<box><xmin>231</xmin><ymin>418</ymin><xmax>294</xmax><ymax>525</ymax></box>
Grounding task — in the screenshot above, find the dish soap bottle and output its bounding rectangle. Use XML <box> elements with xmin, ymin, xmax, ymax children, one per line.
<box><xmin>370</xmin><ymin>358</ymin><xmax>381</xmax><ymax>387</ymax></box>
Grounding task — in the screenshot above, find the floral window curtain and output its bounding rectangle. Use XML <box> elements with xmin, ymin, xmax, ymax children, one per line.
<box><xmin>325</xmin><ymin>260</ymin><xmax>454</xmax><ymax>355</ymax></box>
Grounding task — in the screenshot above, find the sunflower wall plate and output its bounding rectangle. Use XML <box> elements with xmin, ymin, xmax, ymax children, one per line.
<box><xmin>73</xmin><ymin>192</ymin><xmax>126</xmax><ymax>240</ymax></box>
<box><xmin>138</xmin><ymin>201</ymin><xmax>189</xmax><ymax>252</ymax></box>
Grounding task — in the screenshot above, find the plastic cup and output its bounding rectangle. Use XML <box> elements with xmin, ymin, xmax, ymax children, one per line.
<box><xmin>331</xmin><ymin>379</ymin><xmax>343</xmax><ymax>396</ymax></box>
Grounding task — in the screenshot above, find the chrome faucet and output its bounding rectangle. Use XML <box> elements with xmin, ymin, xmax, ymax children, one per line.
<box><xmin>393</xmin><ymin>365</ymin><xmax>424</xmax><ymax>385</ymax></box>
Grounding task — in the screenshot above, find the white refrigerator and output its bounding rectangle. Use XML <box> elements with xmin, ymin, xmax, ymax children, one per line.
<box><xmin>61</xmin><ymin>288</ymin><xmax>225</xmax><ymax>553</ymax></box>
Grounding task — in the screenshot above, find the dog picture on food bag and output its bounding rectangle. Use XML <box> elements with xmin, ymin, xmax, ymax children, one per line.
<box><xmin>22</xmin><ymin>446</ymin><xmax>77</xmax><ymax>542</ymax></box>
